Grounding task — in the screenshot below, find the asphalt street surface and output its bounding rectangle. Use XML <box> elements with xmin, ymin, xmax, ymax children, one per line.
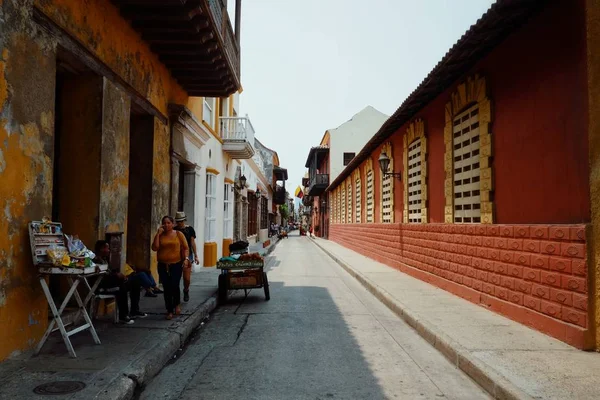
<box><xmin>139</xmin><ymin>232</ymin><xmax>489</xmax><ymax>400</ymax></box>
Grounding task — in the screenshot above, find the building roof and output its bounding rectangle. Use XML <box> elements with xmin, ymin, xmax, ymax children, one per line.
<box><xmin>304</xmin><ymin>145</ymin><xmax>329</xmax><ymax>168</ymax></box>
<box><xmin>328</xmin><ymin>0</ymin><xmax>548</xmax><ymax>191</ymax></box>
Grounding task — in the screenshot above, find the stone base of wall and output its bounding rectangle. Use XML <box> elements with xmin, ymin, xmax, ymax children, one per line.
<box><xmin>330</xmin><ymin>223</ymin><xmax>591</xmax><ymax>349</ymax></box>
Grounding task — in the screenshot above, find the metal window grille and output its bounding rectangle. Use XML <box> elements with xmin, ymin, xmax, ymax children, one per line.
<box><xmin>382</xmin><ymin>163</ymin><xmax>393</xmax><ymax>223</ymax></box>
<box><xmin>453</xmin><ymin>104</ymin><xmax>481</xmax><ymax>223</ymax></box>
<box><xmin>355</xmin><ymin>178</ymin><xmax>361</xmax><ymax>223</ymax></box>
<box><xmin>341</xmin><ymin>184</ymin><xmax>346</xmax><ymax>224</ymax></box>
<box><xmin>337</xmin><ymin>188</ymin><xmax>342</xmax><ymax>223</ymax></box>
<box><xmin>366</xmin><ymin>171</ymin><xmax>374</xmax><ymax>222</ymax></box>
<box><xmin>347</xmin><ymin>182</ymin><xmax>352</xmax><ymax>223</ymax></box>
<box><xmin>408</xmin><ymin>138</ymin><xmax>423</xmax><ymax>223</ymax></box>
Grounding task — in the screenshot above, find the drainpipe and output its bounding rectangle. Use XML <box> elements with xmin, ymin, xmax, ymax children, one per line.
<box><xmin>235</xmin><ymin>0</ymin><xmax>241</xmax><ymax>47</ymax></box>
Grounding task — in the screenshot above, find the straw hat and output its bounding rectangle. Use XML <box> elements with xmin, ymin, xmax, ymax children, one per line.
<box><xmin>175</xmin><ymin>211</ymin><xmax>187</xmax><ymax>222</ymax></box>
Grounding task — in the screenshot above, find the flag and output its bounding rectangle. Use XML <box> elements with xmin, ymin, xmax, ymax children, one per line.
<box><xmin>295</xmin><ymin>186</ymin><xmax>303</xmax><ymax>199</ymax></box>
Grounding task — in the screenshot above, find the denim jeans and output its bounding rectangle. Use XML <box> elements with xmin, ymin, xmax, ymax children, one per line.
<box><xmin>129</xmin><ymin>271</ymin><xmax>156</xmax><ymax>289</ymax></box>
<box><xmin>157</xmin><ymin>262</ymin><xmax>183</xmax><ymax>313</ymax></box>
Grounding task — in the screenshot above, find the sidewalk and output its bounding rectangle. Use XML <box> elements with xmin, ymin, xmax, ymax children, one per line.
<box><xmin>310</xmin><ymin>236</ymin><xmax>600</xmax><ymax>400</ymax></box>
<box><xmin>0</xmin><ymin>267</ymin><xmax>219</xmax><ymax>400</ymax></box>
<box><xmin>248</xmin><ymin>235</ymin><xmax>280</xmax><ymax>256</ymax></box>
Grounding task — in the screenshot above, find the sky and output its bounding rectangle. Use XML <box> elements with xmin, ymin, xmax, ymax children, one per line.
<box><xmin>234</xmin><ymin>0</ymin><xmax>496</xmax><ymax>193</ymax></box>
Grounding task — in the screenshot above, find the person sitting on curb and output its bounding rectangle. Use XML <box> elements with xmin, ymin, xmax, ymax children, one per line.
<box><xmin>93</xmin><ymin>240</ymin><xmax>146</xmax><ymax>324</ymax></box>
<box><xmin>124</xmin><ymin>263</ymin><xmax>163</xmax><ymax>297</ymax></box>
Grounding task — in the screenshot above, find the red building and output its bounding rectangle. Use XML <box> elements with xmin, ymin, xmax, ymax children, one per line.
<box><xmin>326</xmin><ymin>0</ymin><xmax>600</xmax><ymax>349</ymax></box>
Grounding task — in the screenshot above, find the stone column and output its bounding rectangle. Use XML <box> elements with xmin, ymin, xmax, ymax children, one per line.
<box><xmin>233</xmin><ymin>191</ymin><xmax>241</xmax><ymax>241</ymax></box>
<box><xmin>170</xmin><ymin>156</ymin><xmax>180</xmax><ymax>216</ymax></box>
<box><xmin>241</xmin><ymin>196</ymin><xmax>248</xmax><ymax>241</ymax></box>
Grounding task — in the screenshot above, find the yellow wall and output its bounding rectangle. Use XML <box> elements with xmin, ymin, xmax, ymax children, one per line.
<box><xmin>0</xmin><ymin>0</ymin><xmax>210</xmax><ymax>360</ymax></box>
<box><xmin>204</xmin><ymin>242</ymin><xmax>217</xmax><ymax>267</ymax></box>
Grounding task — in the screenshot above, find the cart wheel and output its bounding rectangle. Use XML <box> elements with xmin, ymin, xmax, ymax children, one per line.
<box><xmin>218</xmin><ymin>274</ymin><xmax>228</xmax><ymax>304</ymax></box>
<box><xmin>263</xmin><ymin>272</ymin><xmax>270</xmax><ymax>301</ymax></box>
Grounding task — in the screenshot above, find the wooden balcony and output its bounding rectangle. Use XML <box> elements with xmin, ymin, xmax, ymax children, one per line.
<box><xmin>308</xmin><ymin>174</ymin><xmax>329</xmax><ymax>196</ymax></box>
<box><xmin>220</xmin><ymin>116</ymin><xmax>255</xmax><ymax>159</ymax></box>
<box><xmin>111</xmin><ymin>0</ymin><xmax>241</xmax><ymax>97</ymax></box>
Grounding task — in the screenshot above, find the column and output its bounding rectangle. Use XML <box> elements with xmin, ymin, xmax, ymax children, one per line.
<box><xmin>170</xmin><ymin>156</ymin><xmax>180</xmax><ymax>216</ymax></box>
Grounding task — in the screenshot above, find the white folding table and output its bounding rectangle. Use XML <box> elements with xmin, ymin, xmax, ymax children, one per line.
<box><xmin>35</xmin><ymin>265</ymin><xmax>108</xmax><ymax>358</ymax></box>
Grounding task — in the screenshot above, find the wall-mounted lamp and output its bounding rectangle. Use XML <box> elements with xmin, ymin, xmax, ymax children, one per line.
<box><xmin>255</xmin><ymin>187</ymin><xmax>262</xmax><ymax>198</ymax></box>
<box><xmin>378</xmin><ymin>152</ymin><xmax>402</xmax><ymax>181</ymax></box>
<box><xmin>236</xmin><ymin>174</ymin><xmax>247</xmax><ymax>190</ymax></box>
<box><xmin>321</xmin><ymin>200</ymin><xmax>327</xmax><ymax>208</ymax></box>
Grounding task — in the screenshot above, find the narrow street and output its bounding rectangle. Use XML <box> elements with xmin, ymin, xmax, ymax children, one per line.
<box><xmin>140</xmin><ymin>232</ymin><xmax>488</xmax><ymax>400</ymax></box>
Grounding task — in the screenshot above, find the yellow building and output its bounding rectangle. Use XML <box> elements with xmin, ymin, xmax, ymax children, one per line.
<box><xmin>0</xmin><ymin>0</ymin><xmax>241</xmax><ymax>361</ymax></box>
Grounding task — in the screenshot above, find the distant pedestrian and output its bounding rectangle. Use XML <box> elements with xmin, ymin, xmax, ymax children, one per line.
<box><xmin>174</xmin><ymin>211</ymin><xmax>198</xmax><ymax>302</ymax></box>
<box><xmin>152</xmin><ymin>215</ymin><xmax>190</xmax><ymax>320</ymax></box>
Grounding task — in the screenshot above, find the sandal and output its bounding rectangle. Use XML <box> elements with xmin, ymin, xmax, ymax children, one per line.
<box><xmin>175</xmin><ymin>305</ymin><xmax>181</xmax><ymax>315</ymax></box>
<box><xmin>166</xmin><ymin>313</ymin><xmax>173</xmax><ymax>320</ymax></box>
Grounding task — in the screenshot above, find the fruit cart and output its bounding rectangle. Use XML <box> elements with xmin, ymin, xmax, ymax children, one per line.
<box><xmin>216</xmin><ymin>253</ymin><xmax>270</xmax><ymax>303</ymax></box>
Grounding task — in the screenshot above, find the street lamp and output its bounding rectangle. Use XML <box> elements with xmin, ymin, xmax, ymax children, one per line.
<box><xmin>378</xmin><ymin>152</ymin><xmax>402</xmax><ymax>181</ymax></box>
<box><xmin>235</xmin><ymin>174</ymin><xmax>247</xmax><ymax>190</ymax></box>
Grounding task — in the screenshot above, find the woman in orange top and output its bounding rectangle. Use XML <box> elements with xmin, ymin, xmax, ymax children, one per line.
<box><xmin>152</xmin><ymin>216</ymin><xmax>190</xmax><ymax>319</ymax></box>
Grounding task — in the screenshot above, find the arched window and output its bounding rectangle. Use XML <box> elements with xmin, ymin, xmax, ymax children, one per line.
<box><xmin>354</xmin><ymin>169</ymin><xmax>362</xmax><ymax>223</ymax></box>
<box><xmin>444</xmin><ymin>75</ymin><xmax>493</xmax><ymax>224</ymax></box>
<box><xmin>341</xmin><ymin>181</ymin><xmax>346</xmax><ymax>224</ymax></box>
<box><xmin>380</xmin><ymin>142</ymin><xmax>394</xmax><ymax>223</ymax></box>
<box><xmin>366</xmin><ymin>158</ymin><xmax>374</xmax><ymax>223</ymax></box>
<box><xmin>404</xmin><ymin>119</ymin><xmax>428</xmax><ymax>223</ymax></box>
<box><xmin>346</xmin><ymin>177</ymin><xmax>352</xmax><ymax>224</ymax></box>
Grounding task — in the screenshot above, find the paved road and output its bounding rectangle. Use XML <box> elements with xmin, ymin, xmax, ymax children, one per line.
<box><xmin>139</xmin><ymin>232</ymin><xmax>489</xmax><ymax>400</ymax></box>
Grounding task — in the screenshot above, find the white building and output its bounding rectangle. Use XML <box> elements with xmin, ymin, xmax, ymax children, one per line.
<box><xmin>170</xmin><ymin>92</ymin><xmax>282</xmax><ymax>268</ymax></box>
<box><xmin>327</xmin><ymin>106</ymin><xmax>389</xmax><ymax>182</ymax></box>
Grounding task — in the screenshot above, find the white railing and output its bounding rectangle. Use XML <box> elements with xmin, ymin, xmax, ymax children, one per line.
<box><xmin>220</xmin><ymin>116</ymin><xmax>255</xmax><ymax>147</ymax></box>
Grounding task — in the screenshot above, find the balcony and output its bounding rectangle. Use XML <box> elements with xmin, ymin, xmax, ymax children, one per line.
<box><xmin>273</xmin><ymin>185</ymin><xmax>286</xmax><ymax>205</ymax></box>
<box><xmin>220</xmin><ymin>116</ymin><xmax>255</xmax><ymax>159</ymax></box>
<box><xmin>307</xmin><ymin>174</ymin><xmax>329</xmax><ymax>196</ymax></box>
<box><xmin>110</xmin><ymin>0</ymin><xmax>241</xmax><ymax>97</ymax></box>
<box><xmin>302</xmin><ymin>195</ymin><xmax>313</xmax><ymax>207</ymax></box>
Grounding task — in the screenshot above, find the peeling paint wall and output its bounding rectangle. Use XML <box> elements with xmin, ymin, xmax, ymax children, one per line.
<box><xmin>99</xmin><ymin>78</ymin><xmax>130</xmax><ymax>267</ymax></box>
<box><xmin>0</xmin><ymin>0</ymin><xmax>57</xmax><ymax>360</ymax></box>
<box><xmin>0</xmin><ymin>0</ymin><xmax>213</xmax><ymax>360</ymax></box>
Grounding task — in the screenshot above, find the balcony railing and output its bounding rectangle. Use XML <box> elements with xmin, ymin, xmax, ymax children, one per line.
<box><xmin>308</xmin><ymin>174</ymin><xmax>329</xmax><ymax>196</ymax></box>
<box><xmin>207</xmin><ymin>0</ymin><xmax>240</xmax><ymax>83</ymax></box>
<box><xmin>220</xmin><ymin>116</ymin><xmax>255</xmax><ymax>159</ymax></box>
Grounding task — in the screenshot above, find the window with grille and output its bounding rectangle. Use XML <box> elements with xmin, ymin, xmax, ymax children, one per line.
<box><xmin>205</xmin><ymin>174</ymin><xmax>217</xmax><ymax>242</ymax></box>
<box><xmin>223</xmin><ymin>183</ymin><xmax>233</xmax><ymax>238</ymax></box>
<box><xmin>347</xmin><ymin>181</ymin><xmax>352</xmax><ymax>223</ymax></box>
<box><xmin>341</xmin><ymin>183</ymin><xmax>346</xmax><ymax>223</ymax></box>
<box><xmin>337</xmin><ymin>189</ymin><xmax>341</xmax><ymax>223</ymax></box>
<box><xmin>453</xmin><ymin>104</ymin><xmax>481</xmax><ymax>223</ymax></box>
<box><xmin>408</xmin><ymin>138</ymin><xmax>423</xmax><ymax>223</ymax></box>
<box><xmin>343</xmin><ymin>152</ymin><xmax>355</xmax><ymax>166</ymax></box>
<box><xmin>260</xmin><ymin>196</ymin><xmax>268</xmax><ymax>229</ymax></box>
<box><xmin>355</xmin><ymin>177</ymin><xmax>361</xmax><ymax>223</ymax></box>
<box><xmin>248</xmin><ymin>194</ymin><xmax>258</xmax><ymax>235</ymax></box>
<box><xmin>366</xmin><ymin>170</ymin><xmax>374</xmax><ymax>222</ymax></box>
<box><xmin>381</xmin><ymin>162</ymin><xmax>393</xmax><ymax>224</ymax></box>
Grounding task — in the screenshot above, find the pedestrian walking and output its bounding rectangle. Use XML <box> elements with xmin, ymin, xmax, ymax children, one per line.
<box><xmin>152</xmin><ymin>215</ymin><xmax>190</xmax><ymax>320</ymax></box>
<box><xmin>174</xmin><ymin>211</ymin><xmax>198</xmax><ymax>302</ymax></box>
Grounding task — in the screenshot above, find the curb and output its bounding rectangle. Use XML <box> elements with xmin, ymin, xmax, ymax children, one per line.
<box><xmin>310</xmin><ymin>237</ymin><xmax>532</xmax><ymax>400</ymax></box>
<box><xmin>105</xmin><ymin>292</ymin><xmax>218</xmax><ymax>400</ymax></box>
